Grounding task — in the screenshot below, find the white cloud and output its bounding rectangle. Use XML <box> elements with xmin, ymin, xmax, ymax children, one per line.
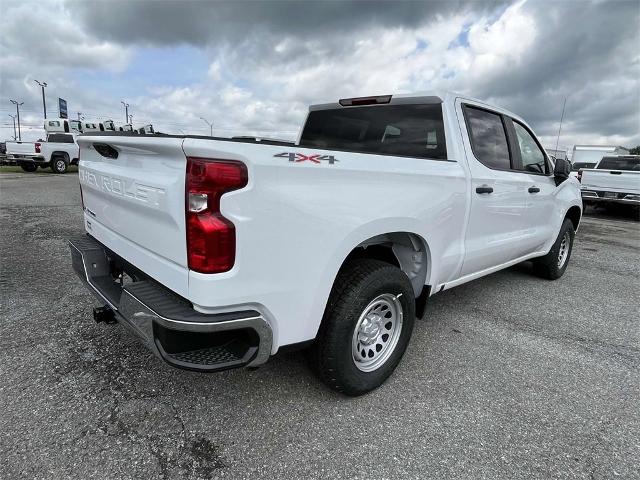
<box><xmin>1</xmin><ymin>0</ymin><xmax>638</xmax><ymax>151</ymax></box>
<box><xmin>1</xmin><ymin>1</ymin><xmax>131</xmax><ymax>72</ymax></box>
<box><xmin>207</xmin><ymin>61</ymin><xmax>222</xmax><ymax>81</ymax></box>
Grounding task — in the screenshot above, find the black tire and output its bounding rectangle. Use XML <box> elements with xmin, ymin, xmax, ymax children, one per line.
<box><xmin>309</xmin><ymin>259</ymin><xmax>416</xmax><ymax>396</ymax></box>
<box><xmin>532</xmin><ymin>218</ymin><xmax>575</xmax><ymax>280</ymax></box>
<box><xmin>51</xmin><ymin>155</ymin><xmax>69</xmax><ymax>174</ymax></box>
<box><xmin>20</xmin><ymin>163</ymin><xmax>37</xmax><ymax>172</ymax></box>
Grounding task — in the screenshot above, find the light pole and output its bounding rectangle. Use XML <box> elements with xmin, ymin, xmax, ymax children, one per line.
<box><xmin>34</xmin><ymin>79</ymin><xmax>47</xmax><ymax>119</ymax></box>
<box><xmin>121</xmin><ymin>101</ymin><xmax>129</xmax><ymax>124</ymax></box>
<box><xmin>128</xmin><ymin>114</ymin><xmax>133</xmax><ymax>125</ymax></box>
<box><xmin>8</xmin><ymin>114</ymin><xmax>17</xmax><ymax>140</ymax></box>
<box><xmin>199</xmin><ymin>116</ymin><xmax>213</xmax><ymax>136</ymax></box>
<box><xmin>77</xmin><ymin>112</ymin><xmax>84</xmax><ymax>121</ymax></box>
<box><xmin>10</xmin><ymin>99</ymin><xmax>24</xmax><ymax>141</ymax></box>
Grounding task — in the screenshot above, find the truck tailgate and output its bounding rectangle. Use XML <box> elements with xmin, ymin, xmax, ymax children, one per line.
<box><xmin>581</xmin><ymin>169</ymin><xmax>640</xmax><ymax>193</ymax></box>
<box><xmin>78</xmin><ymin>135</ymin><xmax>188</xmax><ymax>270</ymax></box>
<box><xmin>6</xmin><ymin>142</ymin><xmax>35</xmax><ymax>155</ymax></box>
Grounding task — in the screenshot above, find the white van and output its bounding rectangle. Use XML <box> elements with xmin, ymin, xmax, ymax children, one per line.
<box><xmin>69</xmin><ymin>120</ymin><xmax>83</xmax><ymax>133</ymax></box>
<box><xmin>136</xmin><ymin>124</ymin><xmax>155</xmax><ymax>134</ymax></box>
<box><xmin>83</xmin><ymin>122</ymin><xmax>105</xmax><ymax>132</ymax></box>
<box><xmin>44</xmin><ymin>118</ymin><xmax>73</xmax><ymax>134</ymax></box>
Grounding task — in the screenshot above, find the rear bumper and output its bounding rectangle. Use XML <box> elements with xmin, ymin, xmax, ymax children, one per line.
<box><xmin>7</xmin><ymin>154</ymin><xmax>41</xmax><ymax>162</ymax></box>
<box><xmin>581</xmin><ymin>189</ymin><xmax>640</xmax><ymax>205</ymax></box>
<box><xmin>69</xmin><ymin>234</ymin><xmax>273</xmax><ymax>372</ymax></box>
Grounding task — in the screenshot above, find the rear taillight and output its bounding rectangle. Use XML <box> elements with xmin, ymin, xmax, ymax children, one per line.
<box><xmin>35</xmin><ymin>142</ymin><xmax>41</xmax><ymax>153</ymax></box>
<box><xmin>185</xmin><ymin>157</ymin><xmax>248</xmax><ymax>273</ymax></box>
<box><xmin>577</xmin><ymin>169</ymin><xmax>583</xmax><ymax>183</ymax></box>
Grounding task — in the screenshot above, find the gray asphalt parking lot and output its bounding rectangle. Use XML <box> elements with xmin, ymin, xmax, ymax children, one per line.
<box><xmin>1</xmin><ymin>171</ymin><xmax>638</xmax><ymax>480</ymax></box>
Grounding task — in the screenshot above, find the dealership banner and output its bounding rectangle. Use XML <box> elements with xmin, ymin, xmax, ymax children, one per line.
<box><xmin>58</xmin><ymin>98</ymin><xmax>68</xmax><ymax>119</ymax></box>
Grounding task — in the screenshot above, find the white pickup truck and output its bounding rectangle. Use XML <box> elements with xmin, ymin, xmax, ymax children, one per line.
<box><xmin>16</xmin><ymin>133</ymin><xmax>80</xmax><ymax>173</ymax></box>
<box><xmin>69</xmin><ymin>92</ymin><xmax>582</xmax><ymax>395</ymax></box>
<box><xmin>580</xmin><ymin>155</ymin><xmax>640</xmax><ymax>206</ymax></box>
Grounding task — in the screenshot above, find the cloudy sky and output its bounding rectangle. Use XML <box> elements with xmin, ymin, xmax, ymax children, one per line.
<box><xmin>1</xmin><ymin>0</ymin><xmax>638</xmax><ymax>153</ymax></box>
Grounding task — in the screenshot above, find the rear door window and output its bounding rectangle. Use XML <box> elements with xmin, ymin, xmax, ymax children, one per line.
<box><xmin>299</xmin><ymin>104</ymin><xmax>447</xmax><ymax>160</ymax></box>
<box><xmin>597</xmin><ymin>157</ymin><xmax>640</xmax><ymax>171</ymax></box>
<box><xmin>463</xmin><ymin>106</ymin><xmax>511</xmax><ymax>170</ymax></box>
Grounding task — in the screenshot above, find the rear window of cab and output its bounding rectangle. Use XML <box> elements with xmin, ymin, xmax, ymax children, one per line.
<box><xmin>597</xmin><ymin>156</ymin><xmax>640</xmax><ymax>171</ymax></box>
<box><xmin>299</xmin><ymin>104</ymin><xmax>447</xmax><ymax>160</ymax></box>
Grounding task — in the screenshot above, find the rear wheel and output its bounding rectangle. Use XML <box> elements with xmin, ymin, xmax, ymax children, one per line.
<box><xmin>309</xmin><ymin>259</ymin><xmax>415</xmax><ymax>396</ymax></box>
<box><xmin>51</xmin><ymin>156</ymin><xmax>69</xmax><ymax>174</ymax></box>
<box><xmin>20</xmin><ymin>163</ymin><xmax>38</xmax><ymax>172</ymax></box>
<box><xmin>532</xmin><ymin>218</ymin><xmax>575</xmax><ymax>280</ymax></box>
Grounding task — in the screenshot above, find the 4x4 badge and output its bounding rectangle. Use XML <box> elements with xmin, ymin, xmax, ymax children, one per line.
<box><xmin>274</xmin><ymin>152</ymin><xmax>338</xmax><ymax>164</ymax></box>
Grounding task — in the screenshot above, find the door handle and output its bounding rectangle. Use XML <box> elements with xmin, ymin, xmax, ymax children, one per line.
<box><xmin>476</xmin><ymin>186</ymin><xmax>493</xmax><ymax>194</ymax></box>
<box><xmin>528</xmin><ymin>186</ymin><xmax>540</xmax><ymax>193</ymax></box>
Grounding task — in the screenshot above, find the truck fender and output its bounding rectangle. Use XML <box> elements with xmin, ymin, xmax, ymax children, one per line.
<box><xmin>309</xmin><ymin>218</ymin><xmax>433</xmax><ymax>339</ymax></box>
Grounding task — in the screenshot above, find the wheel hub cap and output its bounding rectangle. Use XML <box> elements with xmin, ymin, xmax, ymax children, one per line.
<box><xmin>557</xmin><ymin>231</ymin><xmax>571</xmax><ymax>268</ymax></box>
<box><xmin>358</xmin><ymin>315</ymin><xmax>382</xmax><ymax>345</ymax></box>
<box><xmin>352</xmin><ymin>293</ymin><xmax>404</xmax><ymax>372</ymax></box>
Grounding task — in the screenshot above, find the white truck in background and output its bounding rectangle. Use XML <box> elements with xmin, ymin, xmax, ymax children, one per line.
<box><xmin>580</xmin><ymin>155</ymin><xmax>640</xmax><ymax>207</ymax></box>
<box><xmin>570</xmin><ymin>145</ymin><xmax>630</xmax><ymax>179</ymax></box>
<box><xmin>69</xmin><ymin>91</ymin><xmax>582</xmax><ymax>395</ymax></box>
<box><xmin>12</xmin><ymin>133</ymin><xmax>80</xmax><ymax>173</ymax></box>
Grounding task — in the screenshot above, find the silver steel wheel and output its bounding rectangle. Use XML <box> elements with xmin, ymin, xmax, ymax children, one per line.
<box><xmin>557</xmin><ymin>231</ymin><xmax>571</xmax><ymax>268</ymax></box>
<box><xmin>352</xmin><ymin>293</ymin><xmax>403</xmax><ymax>372</ymax></box>
<box><xmin>55</xmin><ymin>159</ymin><xmax>66</xmax><ymax>172</ymax></box>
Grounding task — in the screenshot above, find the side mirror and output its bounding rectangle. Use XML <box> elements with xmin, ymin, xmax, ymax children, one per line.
<box><xmin>554</xmin><ymin>158</ymin><xmax>571</xmax><ymax>186</ymax></box>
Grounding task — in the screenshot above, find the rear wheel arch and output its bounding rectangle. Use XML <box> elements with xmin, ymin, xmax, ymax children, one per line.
<box><xmin>319</xmin><ymin>231</ymin><xmax>432</xmax><ymax>323</ymax></box>
<box><xmin>342</xmin><ymin>231</ymin><xmax>431</xmax><ymax>298</ymax></box>
<box><xmin>52</xmin><ymin>151</ymin><xmax>70</xmax><ymax>162</ymax></box>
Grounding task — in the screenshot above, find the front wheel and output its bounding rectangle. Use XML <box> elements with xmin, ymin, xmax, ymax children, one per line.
<box><xmin>51</xmin><ymin>156</ymin><xmax>69</xmax><ymax>174</ymax></box>
<box><xmin>532</xmin><ymin>218</ymin><xmax>575</xmax><ymax>280</ymax></box>
<box><xmin>309</xmin><ymin>259</ymin><xmax>415</xmax><ymax>396</ymax></box>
